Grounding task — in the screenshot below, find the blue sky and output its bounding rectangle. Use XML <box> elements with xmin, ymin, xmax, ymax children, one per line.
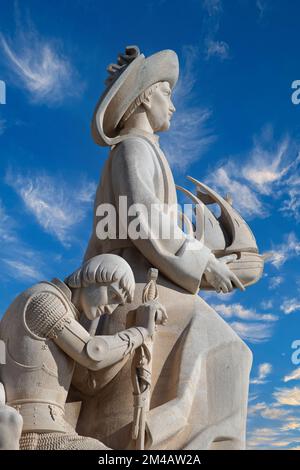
<box><xmin>0</xmin><ymin>0</ymin><xmax>300</xmax><ymax>450</ymax></box>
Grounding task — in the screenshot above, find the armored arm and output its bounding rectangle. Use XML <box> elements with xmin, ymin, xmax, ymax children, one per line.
<box><xmin>24</xmin><ymin>290</ymin><xmax>148</xmax><ymax>371</ymax></box>
<box><xmin>54</xmin><ymin>317</ymin><xmax>148</xmax><ymax>371</ymax></box>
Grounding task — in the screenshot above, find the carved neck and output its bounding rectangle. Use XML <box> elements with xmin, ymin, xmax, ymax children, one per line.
<box><xmin>121</xmin><ymin>109</ymin><xmax>154</xmax><ymax>135</ymax></box>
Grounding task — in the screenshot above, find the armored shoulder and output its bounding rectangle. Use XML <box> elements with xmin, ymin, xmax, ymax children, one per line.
<box><xmin>24</xmin><ymin>290</ymin><xmax>72</xmax><ymax>340</ymax></box>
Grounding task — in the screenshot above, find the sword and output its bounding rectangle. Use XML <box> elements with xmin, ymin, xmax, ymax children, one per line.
<box><xmin>131</xmin><ymin>268</ymin><xmax>160</xmax><ymax>450</ymax></box>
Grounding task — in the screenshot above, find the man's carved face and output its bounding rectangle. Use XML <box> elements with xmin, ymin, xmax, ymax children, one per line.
<box><xmin>79</xmin><ymin>282</ymin><xmax>127</xmax><ymax>320</ymax></box>
<box><xmin>145</xmin><ymin>81</ymin><xmax>175</xmax><ymax>132</ymax></box>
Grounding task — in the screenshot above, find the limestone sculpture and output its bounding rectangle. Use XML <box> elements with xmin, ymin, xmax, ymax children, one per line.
<box><xmin>0</xmin><ymin>45</ymin><xmax>264</xmax><ymax>452</ymax></box>
<box><xmin>70</xmin><ymin>46</ymin><xmax>263</xmax><ymax>450</ymax></box>
<box><xmin>0</xmin><ymin>254</ymin><xmax>166</xmax><ymax>449</ymax></box>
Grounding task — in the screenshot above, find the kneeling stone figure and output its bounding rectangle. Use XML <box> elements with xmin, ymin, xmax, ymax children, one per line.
<box><xmin>0</xmin><ymin>254</ymin><xmax>165</xmax><ymax>450</ymax></box>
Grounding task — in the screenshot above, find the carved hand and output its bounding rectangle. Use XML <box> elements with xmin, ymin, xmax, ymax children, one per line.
<box><xmin>204</xmin><ymin>253</ymin><xmax>245</xmax><ymax>293</ymax></box>
<box><xmin>136</xmin><ymin>300</ymin><xmax>168</xmax><ymax>336</ymax></box>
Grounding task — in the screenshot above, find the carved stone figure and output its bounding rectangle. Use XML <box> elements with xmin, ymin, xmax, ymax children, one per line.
<box><xmin>0</xmin><ymin>384</ymin><xmax>23</xmax><ymax>450</ymax></box>
<box><xmin>0</xmin><ymin>254</ymin><xmax>165</xmax><ymax>450</ymax></box>
<box><xmin>71</xmin><ymin>46</ymin><xmax>261</xmax><ymax>450</ymax></box>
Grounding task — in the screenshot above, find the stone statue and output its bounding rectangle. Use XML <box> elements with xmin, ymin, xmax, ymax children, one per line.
<box><xmin>0</xmin><ymin>46</ymin><xmax>264</xmax><ymax>452</ymax></box>
<box><xmin>0</xmin><ymin>384</ymin><xmax>23</xmax><ymax>450</ymax></box>
<box><xmin>0</xmin><ymin>254</ymin><xmax>166</xmax><ymax>450</ymax></box>
<box><xmin>71</xmin><ymin>46</ymin><xmax>263</xmax><ymax>450</ymax></box>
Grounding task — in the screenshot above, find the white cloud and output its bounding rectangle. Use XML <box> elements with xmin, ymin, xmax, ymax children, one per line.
<box><xmin>280</xmin><ymin>298</ymin><xmax>300</xmax><ymax>315</ymax></box>
<box><xmin>261</xmin><ymin>299</ymin><xmax>273</xmax><ymax>310</ymax></box>
<box><xmin>261</xmin><ymin>407</ymin><xmax>290</xmax><ymax>420</ymax></box>
<box><xmin>256</xmin><ymin>0</ymin><xmax>268</xmax><ymax>20</ymax></box>
<box><xmin>248</xmin><ymin>400</ymin><xmax>291</xmax><ymax>420</ymax></box>
<box><xmin>205</xmin><ymin>40</ymin><xmax>229</xmax><ymax>60</ymax></box>
<box><xmin>205</xmin><ymin>164</ymin><xmax>266</xmax><ymax>218</ymax></box>
<box><xmin>0</xmin><ymin>223</ymin><xmax>46</xmax><ymax>284</ymax></box>
<box><xmin>205</xmin><ymin>127</ymin><xmax>300</xmax><ymax>222</ymax></box>
<box><xmin>162</xmin><ymin>46</ymin><xmax>216</xmax><ymax>170</ymax></box>
<box><xmin>251</xmin><ymin>362</ymin><xmax>272</xmax><ymax>385</ymax></box>
<box><xmin>283</xmin><ymin>368</ymin><xmax>300</xmax><ymax>383</ymax></box>
<box><xmin>229</xmin><ymin>321</ymin><xmax>275</xmax><ymax>343</ymax></box>
<box><xmin>280</xmin><ymin>422</ymin><xmax>300</xmax><ymax>431</ymax></box>
<box><xmin>242</xmin><ymin>134</ymin><xmax>296</xmax><ymax>195</ymax></box>
<box><xmin>269</xmin><ymin>276</ymin><xmax>284</xmax><ymax>290</ymax></box>
<box><xmin>248</xmin><ymin>401</ymin><xmax>266</xmax><ymax>416</ymax></box>
<box><xmin>0</xmin><ymin>21</ymin><xmax>83</xmax><ymax>105</ymax></box>
<box><xmin>273</xmin><ymin>387</ymin><xmax>300</xmax><ymax>406</ymax></box>
<box><xmin>3</xmin><ymin>258</ymin><xmax>42</xmax><ymax>281</ymax></box>
<box><xmin>213</xmin><ymin>303</ymin><xmax>277</xmax><ymax>321</ymax></box>
<box><xmin>249</xmin><ymin>427</ymin><xmax>281</xmax><ymax>438</ymax></box>
<box><xmin>5</xmin><ymin>169</ymin><xmax>96</xmax><ymax>245</ymax></box>
<box><xmin>203</xmin><ymin>0</ymin><xmax>222</xmax><ymax>16</ymax></box>
<box><xmin>246</xmin><ymin>426</ymin><xmax>300</xmax><ymax>449</ymax></box>
<box><xmin>270</xmin><ymin>232</ymin><xmax>300</xmax><ymax>268</ymax></box>
<box><xmin>202</xmin><ymin>0</ymin><xmax>230</xmax><ymax>61</ymax></box>
<box><xmin>0</xmin><ymin>201</ymin><xmax>17</xmax><ymax>243</ymax></box>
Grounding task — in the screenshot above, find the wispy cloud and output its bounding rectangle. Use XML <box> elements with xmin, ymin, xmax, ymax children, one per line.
<box><xmin>279</xmin><ymin>170</ymin><xmax>300</xmax><ymax>222</ymax></box>
<box><xmin>205</xmin><ymin>163</ymin><xmax>267</xmax><ymax>218</ymax></box>
<box><xmin>273</xmin><ymin>386</ymin><xmax>300</xmax><ymax>406</ymax></box>
<box><xmin>247</xmin><ymin>425</ymin><xmax>300</xmax><ymax>449</ymax></box>
<box><xmin>280</xmin><ymin>422</ymin><xmax>300</xmax><ymax>431</ymax></box>
<box><xmin>248</xmin><ymin>400</ymin><xmax>291</xmax><ymax>419</ymax></box>
<box><xmin>5</xmin><ymin>169</ymin><xmax>96</xmax><ymax>245</ymax></box>
<box><xmin>203</xmin><ymin>0</ymin><xmax>222</xmax><ymax>16</ymax></box>
<box><xmin>205</xmin><ymin>127</ymin><xmax>300</xmax><ymax>222</ymax></box>
<box><xmin>283</xmin><ymin>368</ymin><xmax>300</xmax><ymax>383</ymax></box>
<box><xmin>269</xmin><ymin>276</ymin><xmax>284</xmax><ymax>290</ymax></box>
<box><xmin>212</xmin><ymin>303</ymin><xmax>277</xmax><ymax>321</ymax></box>
<box><xmin>229</xmin><ymin>321</ymin><xmax>275</xmax><ymax>343</ymax></box>
<box><xmin>280</xmin><ymin>298</ymin><xmax>300</xmax><ymax>315</ymax></box>
<box><xmin>248</xmin><ymin>401</ymin><xmax>266</xmax><ymax>416</ymax></box>
<box><xmin>0</xmin><ymin>200</ymin><xmax>17</xmax><ymax>243</ymax></box>
<box><xmin>205</xmin><ymin>40</ymin><xmax>229</xmax><ymax>60</ymax></box>
<box><xmin>241</xmin><ymin>126</ymin><xmax>300</xmax><ymax>222</ymax></box>
<box><xmin>261</xmin><ymin>407</ymin><xmax>290</xmax><ymax>420</ymax></box>
<box><xmin>251</xmin><ymin>363</ymin><xmax>272</xmax><ymax>385</ymax></box>
<box><xmin>3</xmin><ymin>258</ymin><xmax>42</xmax><ymax>281</ymax></box>
<box><xmin>162</xmin><ymin>46</ymin><xmax>216</xmax><ymax>170</ymax></box>
<box><xmin>261</xmin><ymin>299</ymin><xmax>273</xmax><ymax>310</ymax></box>
<box><xmin>0</xmin><ymin>15</ymin><xmax>83</xmax><ymax>105</ymax></box>
<box><xmin>241</xmin><ymin>129</ymin><xmax>297</xmax><ymax>196</ymax></box>
<box><xmin>0</xmin><ymin>202</ymin><xmax>46</xmax><ymax>283</ymax></box>
<box><xmin>202</xmin><ymin>0</ymin><xmax>230</xmax><ymax>61</ymax></box>
<box><xmin>256</xmin><ymin>0</ymin><xmax>268</xmax><ymax>21</ymax></box>
<box><xmin>270</xmin><ymin>232</ymin><xmax>300</xmax><ymax>268</ymax></box>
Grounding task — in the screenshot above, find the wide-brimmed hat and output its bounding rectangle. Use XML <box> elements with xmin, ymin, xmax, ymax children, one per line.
<box><xmin>91</xmin><ymin>46</ymin><xmax>179</xmax><ymax>147</ymax></box>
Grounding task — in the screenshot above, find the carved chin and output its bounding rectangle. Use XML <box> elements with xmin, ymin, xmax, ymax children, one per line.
<box><xmin>158</xmin><ymin>120</ymin><xmax>170</xmax><ymax>132</ymax></box>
